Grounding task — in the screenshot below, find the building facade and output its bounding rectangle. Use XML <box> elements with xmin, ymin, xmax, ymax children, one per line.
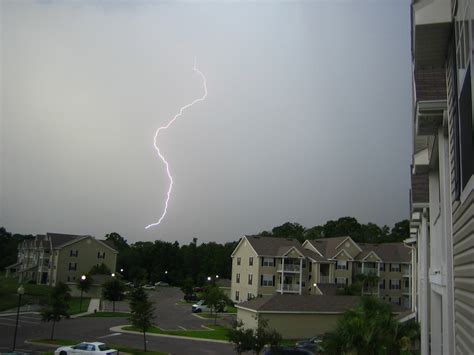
<box><xmin>409</xmin><ymin>1</ymin><xmax>474</xmax><ymax>354</ymax></box>
<box><xmin>230</xmin><ymin>235</ymin><xmax>412</xmax><ymax>307</ymax></box>
<box><xmin>5</xmin><ymin>233</ymin><xmax>118</xmax><ymax>286</ymax></box>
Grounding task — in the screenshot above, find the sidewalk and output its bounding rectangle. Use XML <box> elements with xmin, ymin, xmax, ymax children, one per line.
<box><xmin>70</xmin><ymin>298</ymin><xmax>101</xmax><ymax>318</ymax></box>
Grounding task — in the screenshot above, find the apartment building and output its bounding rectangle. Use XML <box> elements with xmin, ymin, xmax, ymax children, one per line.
<box><xmin>5</xmin><ymin>233</ymin><xmax>118</xmax><ymax>286</ymax></box>
<box><xmin>408</xmin><ymin>1</ymin><xmax>474</xmax><ymax>354</ymax></box>
<box><xmin>230</xmin><ymin>235</ymin><xmax>412</xmax><ymax>307</ymax></box>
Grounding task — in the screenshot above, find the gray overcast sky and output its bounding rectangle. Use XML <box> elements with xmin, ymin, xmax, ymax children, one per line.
<box><xmin>0</xmin><ymin>0</ymin><xmax>412</xmax><ymax>244</ymax></box>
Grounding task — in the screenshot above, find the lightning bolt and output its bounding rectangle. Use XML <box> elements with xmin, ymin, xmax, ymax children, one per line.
<box><xmin>145</xmin><ymin>59</ymin><xmax>208</xmax><ymax>230</ymax></box>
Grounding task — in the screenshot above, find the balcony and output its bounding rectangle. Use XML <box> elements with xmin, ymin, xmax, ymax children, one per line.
<box><xmin>280</xmin><ymin>284</ymin><xmax>300</xmax><ymax>292</ymax></box>
<box><xmin>362</xmin><ymin>267</ymin><xmax>378</xmax><ymax>275</ymax></box>
<box><xmin>319</xmin><ymin>275</ymin><xmax>330</xmax><ymax>284</ymax></box>
<box><xmin>277</xmin><ymin>264</ymin><xmax>301</xmax><ymax>273</ymax></box>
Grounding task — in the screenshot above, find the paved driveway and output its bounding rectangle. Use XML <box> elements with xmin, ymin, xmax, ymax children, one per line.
<box><xmin>0</xmin><ymin>312</ymin><xmax>236</xmax><ymax>355</ymax></box>
<box><xmin>103</xmin><ymin>287</ymin><xmax>234</xmax><ymax>330</ymax></box>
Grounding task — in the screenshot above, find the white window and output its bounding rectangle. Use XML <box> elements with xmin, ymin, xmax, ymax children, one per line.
<box><xmin>336</xmin><ymin>260</ymin><xmax>347</xmax><ymax>270</ymax></box>
<box><xmin>390</xmin><ymin>279</ymin><xmax>401</xmax><ymax>290</ymax></box>
<box><xmin>261</xmin><ymin>275</ymin><xmax>274</xmax><ymax>287</ymax></box>
<box><xmin>235</xmin><ymin>291</ymin><xmax>239</xmax><ymax>301</ymax></box>
<box><xmin>236</xmin><ymin>273</ymin><xmax>240</xmax><ymax>283</ymax></box>
<box><xmin>248</xmin><ymin>274</ymin><xmax>253</xmax><ymax>285</ymax></box>
<box><xmin>97</xmin><ymin>251</ymin><xmax>106</xmax><ymax>259</ymax></box>
<box><xmin>69</xmin><ymin>250</ymin><xmax>78</xmax><ymax>257</ymax></box>
<box><xmin>390</xmin><ymin>264</ymin><xmax>400</xmax><ymax>272</ymax></box>
<box><xmin>68</xmin><ymin>262</ymin><xmax>77</xmax><ymax>271</ymax></box>
<box><xmin>262</xmin><ymin>258</ymin><xmax>274</xmax><ymax>267</ymax></box>
<box><xmin>336</xmin><ymin>277</ymin><xmax>346</xmax><ymax>288</ymax></box>
<box><xmin>249</xmin><ymin>257</ymin><xmax>253</xmax><ymax>266</ymax></box>
<box><xmin>237</xmin><ymin>257</ymin><xmax>241</xmax><ymax>266</ymax></box>
<box><xmin>247</xmin><ymin>293</ymin><xmax>253</xmax><ymax>300</ymax></box>
<box><xmin>379</xmin><ymin>263</ymin><xmax>385</xmax><ymax>272</ymax></box>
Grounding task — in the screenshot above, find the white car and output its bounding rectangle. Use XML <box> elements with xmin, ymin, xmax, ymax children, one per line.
<box><xmin>54</xmin><ymin>342</ymin><xmax>118</xmax><ymax>355</ymax></box>
<box><xmin>192</xmin><ymin>300</ymin><xmax>210</xmax><ymax>313</ymax></box>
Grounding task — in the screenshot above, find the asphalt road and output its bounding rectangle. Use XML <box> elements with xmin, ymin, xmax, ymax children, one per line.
<box><xmin>0</xmin><ymin>287</ymin><xmax>237</xmax><ymax>355</ymax></box>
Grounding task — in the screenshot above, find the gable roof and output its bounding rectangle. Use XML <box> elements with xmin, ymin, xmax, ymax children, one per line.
<box><xmin>356</xmin><ymin>243</ymin><xmax>411</xmax><ymax>263</ymax></box>
<box><xmin>244</xmin><ymin>236</ymin><xmax>303</xmax><ymax>256</ymax></box>
<box><xmin>306</xmin><ymin>237</ymin><xmax>356</xmax><ymax>259</ymax></box>
<box><xmin>48</xmin><ymin>233</ymin><xmax>85</xmax><ymax>248</ymax></box>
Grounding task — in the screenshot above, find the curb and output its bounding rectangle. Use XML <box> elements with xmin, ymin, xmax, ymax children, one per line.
<box><xmin>0</xmin><ymin>311</ymin><xmax>40</xmax><ymax>317</ymax></box>
<box><xmin>110</xmin><ymin>325</ymin><xmax>231</xmax><ymax>344</ymax></box>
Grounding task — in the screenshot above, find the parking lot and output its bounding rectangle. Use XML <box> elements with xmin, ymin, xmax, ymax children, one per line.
<box><xmin>0</xmin><ymin>287</ymin><xmax>237</xmax><ymax>354</ymax></box>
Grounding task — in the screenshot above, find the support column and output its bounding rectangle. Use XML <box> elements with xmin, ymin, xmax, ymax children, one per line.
<box><xmin>362</xmin><ymin>262</ymin><xmax>365</xmax><ymax>275</ymax></box>
<box><xmin>280</xmin><ymin>257</ymin><xmax>285</xmax><ymax>293</ymax></box>
<box><xmin>299</xmin><ymin>259</ymin><xmax>303</xmax><ymax>295</ymax></box>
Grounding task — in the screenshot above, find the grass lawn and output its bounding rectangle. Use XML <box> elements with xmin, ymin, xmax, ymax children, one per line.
<box><xmin>0</xmin><ymin>276</ymin><xmax>51</xmax><ymax>311</ymax></box>
<box><xmin>32</xmin><ymin>338</ymin><xmax>168</xmax><ymax>355</ymax></box>
<box><xmin>124</xmin><ymin>324</ymin><xmax>230</xmax><ymax>341</ymax></box>
<box><xmin>82</xmin><ymin>311</ymin><xmax>130</xmax><ymax>318</ymax></box>
<box><xmin>67</xmin><ymin>297</ymin><xmax>91</xmax><ymax>315</ymax></box>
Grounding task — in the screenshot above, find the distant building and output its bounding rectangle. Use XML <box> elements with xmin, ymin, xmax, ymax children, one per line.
<box><xmin>408</xmin><ymin>1</ymin><xmax>474</xmax><ymax>354</ymax></box>
<box><xmin>230</xmin><ymin>236</ymin><xmax>412</xmax><ymax>307</ymax></box>
<box><xmin>5</xmin><ymin>233</ymin><xmax>118</xmax><ymax>287</ymax></box>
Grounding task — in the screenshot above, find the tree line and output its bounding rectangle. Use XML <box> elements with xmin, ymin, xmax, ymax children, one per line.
<box><xmin>1</xmin><ymin>216</ymin><xmax>409</xmax><ymax>284</ymax></box>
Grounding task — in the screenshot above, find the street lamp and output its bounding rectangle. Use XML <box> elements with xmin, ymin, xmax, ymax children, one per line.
<box><xmin>215</xmin><ymin>275</ymin><xmax>219</xmax><ymax>279</ymax></box>
<box><xmin>120</xmin><ymin>268</ymin><xmax>124</xmax><ymax>273</ymax></box>
<box><xmin>79</xmin><ymin>275</ymin><xmax>86</xmax><ymax>313</ymax></box>
<box><xmin>207</xmin><ymin>276</ymin><xmax>211</xmax><ymax>282</ymax></box>
<box><xmin>12</xmin><ymin>285</ymin><xmax>25</xmax><ymax>352</ymax></box>
<box><xmin>165</xmin><ymin>270</ymin><xmax>168</xmax><ymax>274</ymax></box>
<box><xmin>111</xmin><ymin>273</ymin><xmax>115</xmax><ymax>277</ymax></box>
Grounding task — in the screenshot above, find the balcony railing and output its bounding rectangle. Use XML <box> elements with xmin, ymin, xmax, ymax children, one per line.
<box><xmin>280</xmin><ymin>284</ymin><xmax>300</xmax><ymax>292</ymax></box>
<box><xmin>277</xmin><ymin>264</ymin><xmax>301</xmax><ymax>272</ymax></box>
<box><xmin>319</xmin><ymin>275</ymin><xmax>330</xmax><ymax>283</ymax></box>
<box><xmin>362</xmin><ymin>268</ymin><xmax>378</xmax><ymax>275</ymax></box>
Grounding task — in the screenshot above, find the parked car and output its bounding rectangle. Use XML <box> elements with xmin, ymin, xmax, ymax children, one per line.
<box><xmin>192</xmin><ymin>300</ymin><xmax>210</xmax><ymax>313</ymax></box>
<box><xmin>192</xmin><ymin>299</ymin><xmax>226</xmax><ymax>313</ymax></box>
<box><xmin>155</xmin><ymin>281</ymin><xmax>169</xmax><ymax>286</ymax></box>
<box><xmin>263</xmin><ymin>347</ymin><xmax>314</xmax><ymax>355</ymax></box>
<box><xmin>295</xmin><ymin>337</ymin><xmax>322</xmax><ymax>352</ymax></box>
<box><xmin>184</xmin><ymin>293</ymin><xmax>198</xmax><ymax>302</ymax></box>
<box><xmin>143</xmin><ymin>284</ymin><xmax>156</xmax><ymax>290</ymax></box>
<box><xmin>54</xmin><ymin>342</ymin><xmax>118</xmax><ymax>355</ymax></box>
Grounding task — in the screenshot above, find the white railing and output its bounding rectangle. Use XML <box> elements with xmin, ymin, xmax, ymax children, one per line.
<box><xmin>281</xmin><ymin>284</ymin><xmax>300</xmax><ymax>292</ymax></box>
<box><xmin>277</xmin><ymin>264</ymin><xmax>301</xmax><ymax>272</ymax></box>
<box><xmin>319</xmin><ymin>275</ymin><xmax>330</xmax><ymax>283</ymax></box>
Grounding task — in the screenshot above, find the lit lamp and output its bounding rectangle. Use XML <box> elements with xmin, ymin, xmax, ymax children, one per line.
<box><xmin>120</xmin><ymin>268</ymin><xmax>124</xmax><ymax>273</ymax></box>
<box><xmin>215</xmin><ymin>275</ymin><xmax>219</xmax><ymax>279</ymax></box>
<box><xmin>111</xmin><ymin>273</ymin><xmax>115</xmax><ymax>277</ymax></box>
<box><xmin>207</xmin><ymin>276</ymin><xmax>211</xmax><ymax>282</ymax></box>
<box><xmin>79</xmin><ymin>275</ymin><xmax>86</xmax><ymax>313</ymax></box>
<box><xmin>12</xmin><ymin>285</ymin><xmax>25</xmax><ymax>351</ymax></box>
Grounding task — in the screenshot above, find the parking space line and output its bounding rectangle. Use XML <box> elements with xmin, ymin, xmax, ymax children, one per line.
<box><xmin>0</xmin><ymin>318</ymin><xmax>40</xmax><ymax>325</ymax></box>
<box><xmin>178</xmin><ymin>326</ymin><xmax>186</xmax><ymax>330</ymax></box>
<box><xmin>98</xmin><ymin>333</ymin><xmax>122</xmax><ymax>339</ymax></box>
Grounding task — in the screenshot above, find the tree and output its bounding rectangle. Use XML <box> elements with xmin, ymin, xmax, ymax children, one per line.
<box><xmin>203</xmin><ymin>285</ymin><xmax>227</xmax><ymax>324</ymax></box>
<box><xmin>228</xmin><ymin>320</ymin><xmax>256</xmax><ymax>355</ymax></box>
<box><xmin>272</xmin><ymin>222</ymin><xmax>305</xmax><ymax>242</ymax></box>
<box><xmin>102</xmin><ymin>278</ymin><xmax>126</xmax><ymax>312</ymax></box>
<box><xmin>253</xmin><ymin>318</ymin><xmax>282</xmax><ymax>355</ymax></box>
<box><xmin>105</xmin><ymin>232</ymin><xmax>129</xmax><ymax>252</ymax></box>
<box><xmin>89</xmin><ymin>262</ymin><xmax>111</xmax><ymax>275</ymax></box>
<box><xmin>390</xmin><ymin>220</ymin><xmax>409</xmax><ymax>242</ymax></box>
<box><xmin>40</xmin><ymin>282</ymin><xmax>71</xmax><ymax>340</ymax></box>
<box><xmin>129</xmin><ymin>286</ymin><xmax>155</xmax><ymax>352</ymax></box>
<box><xmin>181</xmin><ymin>276</ymin><xmax>194</xmax><ymax>297</ymax></box>
<box><xmin>321</xmin><ymin>297</ymin><xmax>419</xmax><ymax>355</ymax></box>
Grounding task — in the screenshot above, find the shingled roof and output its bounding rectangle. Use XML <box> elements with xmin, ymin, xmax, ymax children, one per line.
<box><xmin>237</xmin><ymin>294</ymin><xmax>361</xmax><ymax>313</ymax></box>
<box><xmin>47</xmin><ymin>233</ymin><xmax>85</xmax><ymax>248</ymax></box>
<box><xmin>305</xmin><ymin>237</ymin><xmax>352</xmax><ymax>259</ymax></box>
<box><xmin>237</xmin><ymin>294</ymin><xmax>408</xmax><ymax>314</ymax></box>
<box><xmin>356</xmin><ymin>243</ymin><xmax>411</xmax><ymax>263</ymax></box>
<box><xmin>245</xmin><ymin>236</ymin><xmax>327</xmax><ymax>261</ymax></box>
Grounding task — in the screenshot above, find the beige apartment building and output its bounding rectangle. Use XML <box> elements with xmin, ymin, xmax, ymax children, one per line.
<box><xmin>231</xmin><ymin>235</ymin><xmax>412</xmax><ymax>307</ymax></box>
<box><xmin>407</xmin><ymin>1</ymin><xmax>474</xmax><ymax>353</ymax></box>
<box><xmin>5</xmin><ymin>233</ymin><xmax>118</xmax><ymax>286</ymax></box>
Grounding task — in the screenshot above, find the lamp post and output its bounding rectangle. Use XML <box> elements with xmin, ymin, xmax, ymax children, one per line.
<box><xmin>12</xmin><ymin>285</ymin><xmax>25</xmax><ymax>352</ymax></box>
<box><xmin>111</xmin><ymin>273</ymin><xmax>115</xmax><ymax>277</ymax></box>
<box><xmin>79</xmin><ymin>275</ymin><xmax>86</xmax><ymax>313</ymax></box>
<box><xmin>207</xmin><ymin>276</ymin><xmax>211</xmax><ymax>282</ymax></box>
